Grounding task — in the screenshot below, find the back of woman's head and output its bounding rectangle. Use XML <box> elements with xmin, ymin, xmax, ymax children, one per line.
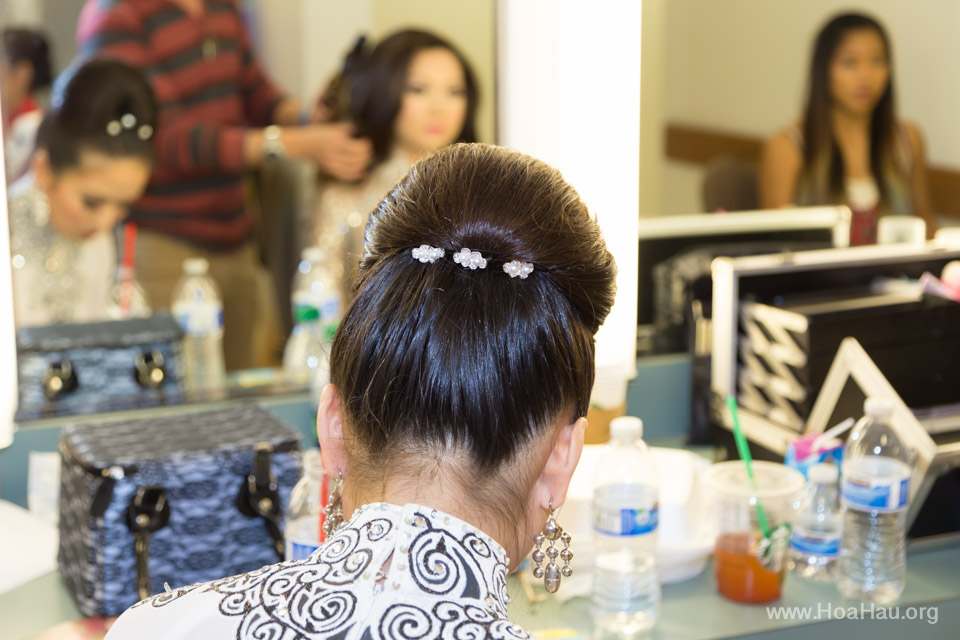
<box><xmin>330</xmin><ymin>143</ymin><xmax>616</xmax><ymax>479</ymax></box>
<box><xmin>3</xmin><ymin>28</ymin><xmax>52</xmax><ymax>92</ymax></box>
<box><xmin>36</xmin><ymin>57</ymin><xmax>157</xmax><ymax>173</ymax></box>
<box><xmin>344</xmin><ymin>29</ymin><xmax>479</xmax><ymax>163</ymax></box>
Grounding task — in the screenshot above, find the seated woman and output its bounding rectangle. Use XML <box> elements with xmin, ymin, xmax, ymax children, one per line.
<box><xmin>9</xmin><ymin>58</ymin><xmax>157</xmax><ymax>326</ymax></box>
<box><xmin>104</xmin><ymin>143</ymin><xmax>617</xmax><ymax>638</ymax></box>
<box><xmin>2</xmin><ymin>28</ymin><xmax>53</xmax><ymax>183</ymax></box>
<box><xmin>314</xmin><ymin>29</ymin><xmax>479</xmax><ymax>292</ymax></box>
<box><xmin>759</xmin><ymin>12</ymin><xmax>935</xmax><ymax>245</ymax></box>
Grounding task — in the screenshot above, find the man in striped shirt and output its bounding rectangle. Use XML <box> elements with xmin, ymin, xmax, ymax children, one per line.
<box><xmin>78</xmin><ymin>0</ymin><xmax>372</xmax><ymax>370</ymax></box>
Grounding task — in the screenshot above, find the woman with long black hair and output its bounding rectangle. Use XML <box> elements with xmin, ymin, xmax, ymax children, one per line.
<box><xmin>313</xmin><ymin>30</ymin><xmax>480</xmax><ymax>292</ymax></box>
<box><xmin>759</xmin><ymin>12</ymin><xmax>935</xmax><ymax>244</ymax></box>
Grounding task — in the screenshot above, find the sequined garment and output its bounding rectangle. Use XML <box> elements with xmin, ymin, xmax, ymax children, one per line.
<box><xmin>314</xmin><ymin>152</ymin><xmax>412</xmax><ymax>294</ymax></box>
<box><xmin>105</xmin><ymin>503</ymin><xmax>532</xmax><ymax>640</ymax></box>
<box><xmin>8</xmin><ymin>175</ymin><xmax>115</xmax><ymax>327</ymax></box>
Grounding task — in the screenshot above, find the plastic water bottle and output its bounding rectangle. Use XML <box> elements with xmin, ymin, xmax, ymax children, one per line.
<box><xmin>172</xmin><ymin>258</ymin><xmax>225</xmax><ymax>391</ymax></box>
<box><xmin>591</xmin><ymin>416</ymin><xmax>661</xmax><ymax>636</ymax></box>
<box><xmin>285</xmin><ymin>449</ymin><xmax>324</xmax><ymax>561</ymax></box>
<box><xmin>107</xmin><ymin>266</ymin><xmax>151</xmax><ymax>320</ymax></box>
<box><xmin>283</xmin><ymin>247</ymin><xmax>343</xmax><ymax>397</ymax></box>
<box><xmin>837</xmin><ymin>398</ymin><xmax>911</xmax><ymax>603</ymax></box>
<box><xmin>790</xmin><ymin>462</ymin><xmax>841</xmax><ymax>580</ymax></box>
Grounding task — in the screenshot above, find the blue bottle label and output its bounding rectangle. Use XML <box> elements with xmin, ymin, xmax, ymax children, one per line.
<box><xmin>840</xmin><ymin>457</ymin><xmax>910</xmax><ymax>513</ymax></box>
<box><xmin>593</xmin><ymin>505</ymin><xmax>659</xmax><ymax>536</ymax></box>
<box><xmin>789</xmin><ymin>533</ymin><xmax>839</xmax><ymax>557</ymax></box>
<box><xmin>286</xmin><ymin>540</ymin><xmax>320</xmax><ymax>562</ymax></box>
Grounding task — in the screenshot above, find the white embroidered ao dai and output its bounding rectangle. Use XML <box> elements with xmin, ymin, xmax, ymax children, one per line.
<box><xmin>104</xmin><ymin>503</ymin><xmax>532</xmax><ymax>640</ymax></box>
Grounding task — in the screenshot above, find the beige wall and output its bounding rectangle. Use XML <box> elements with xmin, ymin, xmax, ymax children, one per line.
<box><xmin>639</xmin><ymin>0</ymin><xmax>666</xmax><ymax>218</ymax></box>
<box><xmin>252</xmin><ymin>0</ymin><xmax>371</xmax><ymax>106</ymax></box>
<box><xmin>369</xmin><ymin>0</ymin><xmax>496</xmax><ymax>144</ymax></box>
<box><xmin>656</xmin><ymin>0</ymin><xmax>960</xmax><ymax>216</ymax></box>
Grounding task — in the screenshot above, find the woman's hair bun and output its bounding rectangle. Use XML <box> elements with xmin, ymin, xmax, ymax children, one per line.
<box><xmin>38</xmin><ymin>57</ymin><xmax>157</xmax><ymax>172</ymax></box>
<box><xmin>360</xmin><ymin>143</ymin><xmax>616</xmax><ymax>333</ymax></box>
<box><xmin>332</xmin><ymin>143</ymin><xmax>617</xmax><ymax>474</ymax></box>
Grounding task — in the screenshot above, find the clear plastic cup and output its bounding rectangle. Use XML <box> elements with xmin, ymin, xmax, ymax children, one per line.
<box><xmin>702</xmin><ymin>461</ymin><xmax>804</xmax><ymax>603</ymax></box>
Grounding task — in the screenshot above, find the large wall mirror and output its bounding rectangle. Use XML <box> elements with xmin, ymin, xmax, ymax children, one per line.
<box><xmin>8</xmin><ymin>0</ymin><xmax>958</xmax><ymax>426</ymax></box>
<box><xmin>0</xmin><ymin>0</ymin><xmax>496</xmax><ymax>425</ymax></box>
<box><xmin>635</xmin><ymin>0</ymin><xmax>960</xmax><ymax>360</ymax></box>
<box><xmin>640</xmin><ymin>0</ymin><xmax>960</xmax><ymax>223</ymax></box>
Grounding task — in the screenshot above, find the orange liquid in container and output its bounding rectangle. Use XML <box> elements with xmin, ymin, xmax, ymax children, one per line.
<box><xmin>714</xmin><ymin>532</ymin><xmax>784</xmax><ymax>603</ymax></box>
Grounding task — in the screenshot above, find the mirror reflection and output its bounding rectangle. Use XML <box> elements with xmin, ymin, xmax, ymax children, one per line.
<box><xmin>636</xmin><ymin>0</ymin><xmax>960</xmax><ymax>357</ymax></box>
<box><xmin>2</xmin><ymin>0</ymin><xmax>495</xmax><ymax>420</ymax></box>
<box><xmin>646</xmin><ymin>0</ymin><xmax>960</xmax><ymax>227</ymax></box>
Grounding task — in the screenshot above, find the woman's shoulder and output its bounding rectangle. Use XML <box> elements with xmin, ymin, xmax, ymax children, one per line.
<box><xmin>761</xmin><ymin>123</ymin><xmax>804</xmax><ymax>169</ymax></box>
<box><xmin>765</xmin><ymin>120</ymin><xmax>804</xmax><ymax>150</ymax></box>
<box><xmin>899</xmin><ymin>120</ymin><xmax>925</xmax><ymax>153</ymax></box>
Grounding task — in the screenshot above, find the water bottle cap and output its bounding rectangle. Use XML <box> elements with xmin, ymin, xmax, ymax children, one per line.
<box><xmin>302</xmin><ymin>246</ymin><xmax>327</xmax><ymax>263</ymax></box>
<box><xmin>301</xmin><ymin>448</ymin><xmax>324</xmax><ymax>474</ymax></box>
<box><xmin>183</xmin><ymin>257</ymin><xmax>209</xmax><ymax>275</ymax></box>
<box><xmin>864</xmin><ymin>397</ymin><xmax>894</xmax><ymax>419</ymax></box>
<box><xmin>610</xmin><ymin>415</ymin><xmax>642</xmax><ymax>440</ymax></box>
<box><xmin>808</xmin><ymin>462</ymin><xmax>838</xmax><ymax>484</ymax></box>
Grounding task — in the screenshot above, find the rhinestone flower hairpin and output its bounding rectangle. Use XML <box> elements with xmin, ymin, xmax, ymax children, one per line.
<box><xmin>411</xmin><ymin>245</ymin><xmax>534</xmax><ymax>278</ymax></box>
<box><xmin>452</xmin><ymin>248</ymin><xmax>487</xmax><ymax>270</ymax></box>
<box><xmin>503</xmin><ymin>260</ymin><xmax>534</xmax><ymax>279</ymax></box>
<box><xmin>106</xmin><ymin>113</ymin><xmax>153</xmax><ymax>141</ymax></box>
<box><xmin>412</xmin><ymin>244</ymin><xmax>444</xmax><ymax>263</ymax></box>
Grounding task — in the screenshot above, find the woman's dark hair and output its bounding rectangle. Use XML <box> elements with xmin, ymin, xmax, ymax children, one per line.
<box><xmin>337</xmin><ymin>29</ymin><xmax>479</xmax><ymax>165</ymax></box>
<box><xmin>330</xmin><ymin>143</ymin><xmax>616</xmax><ymax>485</ymax></box>
<box><xmin>3</xmin><ymin>28</ymin><xmax>52</xmax><ymax>92</ymax></box>
<box><xmin>35</xmin><ymin>57</ymin><xmax>157</xmax><ymax>173</ymax></box>
<box><xmin>800</xmin><ymin>12</ymin><xmax>908</xmax><ymax>212</ymax></box>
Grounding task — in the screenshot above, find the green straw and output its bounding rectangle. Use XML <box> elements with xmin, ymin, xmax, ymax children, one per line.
<box><xmin>726</xmin><ymin>395</ymin><xmax>772</xmax><ymax>539</ymax></box>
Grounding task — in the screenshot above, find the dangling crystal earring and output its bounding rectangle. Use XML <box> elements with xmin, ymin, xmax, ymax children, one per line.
<box><xmin>322</xmin><ymin>472</ymin><xmax>344</xmax><ymax>536</ymax></box>
<box><xmin>531</xmin><ymin>502</ymin><xmax>573</xmax><ymax>593</ymax></box>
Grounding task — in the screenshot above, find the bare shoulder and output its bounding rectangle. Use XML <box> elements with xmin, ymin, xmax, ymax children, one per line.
<box><xmin>901</xmin><ymin>120</ymin><xmax>925</xmax><ymax>153</ymax></box>
<box><xmin>761</xmin><ymin>130</ymin><xmax>802</xmax><ymax>169</ymax></box>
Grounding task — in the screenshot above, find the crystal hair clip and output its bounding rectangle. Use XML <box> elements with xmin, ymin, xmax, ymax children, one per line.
<box><xmin>412</xmin><ymin>244</ymin><xmax>444</xmax><ymax>263</ymax></box>
<box><xmin>412</xmin><ymin>245</ymin><xmax>534</xmax><ymax>277</ymax></box>
<box><xmin>503</xmin><ymin>260</ymin><xmax>534</xmax><ymax>279</ymax></box>
<box><xmin>106</xmin><ymin>113</ymin><xmax>154</xmax><ymax>141</ymax></box>
<box><xmin>452</xmin><ymin>248</ymin><xmax>487</xmax><ymax>270</ymax></box>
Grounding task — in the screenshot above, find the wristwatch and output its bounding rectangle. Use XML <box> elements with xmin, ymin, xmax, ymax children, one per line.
<box><xmin>262</xmin><ymin>125</ymin><xmax>287</xmax><ymax>162</ymax></box>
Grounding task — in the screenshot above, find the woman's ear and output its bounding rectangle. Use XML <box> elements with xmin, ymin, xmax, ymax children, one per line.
<box><xmin>316</xmin><ymin>383</ymin><xmax>348</xmax><ymax>478</ymax></box>
<box><xmin>31</xmin><ymin>149</ymin><xmax>52</xmax><ymax>191</ymax></box>
<box><xmin>533</xmin><ymin>416</ymin><xmax>587</xmax><ymax>510</ymax></box>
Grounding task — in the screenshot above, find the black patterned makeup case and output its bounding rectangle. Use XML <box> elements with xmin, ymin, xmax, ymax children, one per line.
<box><xmin>16</xmin><ymin>314</ymin><xmax>186</xmax><ymax>421</ymax></box>
<box><xmin>57</xmin><ymin>404</ymin><xmax>303</xmax><ymax>616</ymax></box>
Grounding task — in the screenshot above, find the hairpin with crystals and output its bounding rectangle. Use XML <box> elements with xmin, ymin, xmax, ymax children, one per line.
<box><xmin>412</xmin><ymin>244</ymin><xmax>444</xmax><ymax>263</ymax></box>
<box><xmin>503</xmin><ymin>260</ymin><xmax>534</xmax><ymax>279</ymax></box>
<box><xmin>453</xmin><ymin>248</ymin><xmax>487</xmax><ymax>270</ymax></box>
<box><xmin>106</xmin><ymin>113</ymin><xmax>154</xmax><ymax>141</ymax></box>
<box><xmin>411</xmin><ymin>245</ymin><xmax>534</xmax><ymax>278</ymax></box>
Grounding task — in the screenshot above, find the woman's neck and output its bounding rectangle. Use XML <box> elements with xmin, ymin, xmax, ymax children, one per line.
<box><xmin>394</xmin><ymin>144</ymin><xmax>431</xmax><ymax>166</ymax></box>
<box><xmin>342</xmin><ymin>462</ymin><xmax>527</xmax><ymax>567</ymax></box>
<box><xmin>830</xmin><ymin>106</ymin><xmax>872</xmax><ymax>137</ymax></box>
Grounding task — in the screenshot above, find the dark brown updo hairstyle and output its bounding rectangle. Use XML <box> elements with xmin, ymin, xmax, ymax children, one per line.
<box><xmin>35</xmin><ymin>57</ymin><xmax>157</xmax><ymax>173</ymax></box>
<box><xmin>330</xmin><ymin>143</ymin><xmax>616</xmax><ymax>482</ymax></box>
<box><xmin>331</xmin><ymin>29</ymin><xmax>479</xmax><ymax>165</ymax></box>
<box><xmin>3</xmin><ymin>28</ymin><xmax>53</xmax><ymax>92</ymax></box>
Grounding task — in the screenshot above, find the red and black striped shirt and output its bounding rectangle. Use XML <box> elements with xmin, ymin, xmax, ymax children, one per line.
<box><xmin>78</xmin><ymin>0</ymin><xmax>284</xmax><ymax>249</ymax></box>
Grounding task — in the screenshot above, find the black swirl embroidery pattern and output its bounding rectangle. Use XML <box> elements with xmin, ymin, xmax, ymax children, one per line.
<box><xmin>126</xmin><ymin>505</ymin><xmax>529</xmax><ymax>639</ymax></box>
